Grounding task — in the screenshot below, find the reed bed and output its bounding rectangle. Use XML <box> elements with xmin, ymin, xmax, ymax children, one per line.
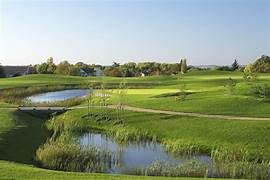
<box><xmin>142</xmin><ymin>160</ymin><xmax>208</xmax><ymax>178</ymax></box>
<box><xmin>40</xmin><ymin>102</ymin><xmax>270</xmax><ymax>178</ymax></box>
<box><xmin>36</xmin><ymin>135</ymin><xmax>115</xmax><ymax>173</ymax></box>
<box><xmin>210</xmin><ymin>148</ymin><xmax>270</xmax><ymax>179</ymax></box>
<box><xmin>162</xmin><ymin>139</ymin><xmax>211</xmax><ymax>156</ymax></box>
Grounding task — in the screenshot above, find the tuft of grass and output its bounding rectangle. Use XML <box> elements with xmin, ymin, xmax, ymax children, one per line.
<box><xmin>36</xmin><ymin>135</ymin><xmax>115</xmax><ymax>173</ymax></box>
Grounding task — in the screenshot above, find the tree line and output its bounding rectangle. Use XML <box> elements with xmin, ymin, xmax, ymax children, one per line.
<box><xmin>32</xmin><ymin>57</ymin><xmax>101</xmax><ymax>76</ymax></box>
<box><xmin>33</xmin><ymin>58</ymin><xmax>188</xmax><ymax>77</ymax></box>
<box><xmin>0</xmin><ymin>55</ymin><xmax>269</xmax><ymax>77</ymax></box>
<box><xmin>104</xmin><ymin>60</ymin><xmax>187</xmax><ymax>77</ymax></box>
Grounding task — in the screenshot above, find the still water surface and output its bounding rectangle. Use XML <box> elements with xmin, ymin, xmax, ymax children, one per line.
<box><xmin>27</xmin><ymin>89</ymin><xmax>90</xmax><ymax>103</ymax></box>
<box><xmin>80</xmin><ymin>132</ymin><xmax>210</xmax><ymax>173</ymax></box>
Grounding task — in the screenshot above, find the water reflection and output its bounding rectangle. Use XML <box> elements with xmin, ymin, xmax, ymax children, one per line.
<box><xmin>80</xmin><ymin>132</ymin><xmax>210</xmax><ymax>173</ymax></box>
<box><xmin>27</xmin><ymin>89</ymin><xmax>90</xmax><ymax>103</ymax></box>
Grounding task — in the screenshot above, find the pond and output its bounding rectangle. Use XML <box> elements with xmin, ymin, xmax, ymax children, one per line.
<box><xmin>26</xmin><ymin>89</ymin><xmax>90</xmax><ymax>103</ymax></box>
<box><xmin>80</xmin><ymin>132</ymin><xmax>210</xmax><ymax>174</ymax></box>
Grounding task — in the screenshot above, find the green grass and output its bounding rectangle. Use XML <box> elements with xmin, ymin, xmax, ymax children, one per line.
<box><xmin>0</xmin><ymin>109</ymin><xmax>50</xmax><ymax>164</ymax></box>
<box><xmin>0</xmin><ymin>160</ymin><xmax>206</xmax><ymax>180</ymax></box>
<box><xmin>0</xmin><ymin>74</ymin><xmax>160</xmax><ymax>89</ymax></box>
<box><xmin>109</xmin><ymin>89</ymin><xmax>270</xmax><ymax>116</ymax></box>
<box><xmin>54</xmin><ymin>108</ymin><xmax>270</xmax><ymax>160</ymax></box>
<box><xmin>0</xmin><ymin>70</ymin><xmax>270</xmax><ymax>178</ymax></box>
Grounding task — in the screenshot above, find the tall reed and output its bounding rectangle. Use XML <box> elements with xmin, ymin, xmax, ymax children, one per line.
<box><xmin>36</xmin><ymin>136</ymin><xmax>116</xmax><ymax>173</ymax></box>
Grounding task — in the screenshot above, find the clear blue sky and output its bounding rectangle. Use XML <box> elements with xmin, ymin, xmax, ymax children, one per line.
<box><xmin>0</xmin><ymin>0</ymin><xmax>270</xmax><ymax>66</ymax></box>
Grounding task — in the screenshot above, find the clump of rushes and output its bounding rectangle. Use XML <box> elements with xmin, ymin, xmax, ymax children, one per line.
<box><xmin>108</xmin><ymin>125</ymin><xmax>157</xmax><ymax>144</ymax></box>
<box><xmin>36</xmin><ymin>136</ymin><xmax>115</xmax><ymax>173</ymax></box>
<box><xmin>128</xmin><ymin>149</ymin><xmax>270</xmax><ymax>179</ymax></box>
<box><xmin>210</xmin><ymin>148</ymin><xmax>270</xmax><ymax>179</ymax></box>
<box><xmin>142</xmin><ymin>160</ymin><xmax>208</xmax><ymax>177</ymax></box>
<box><xmin>162</xmin><ymin>139</ymin><xmax>211</xmax><ymax>155</ymax></box>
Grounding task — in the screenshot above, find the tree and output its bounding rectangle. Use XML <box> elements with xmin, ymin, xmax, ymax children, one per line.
<box><xmin>55</xmin><ymin>61</ymin><xmax>70</xmax><ymax>75</ymax></box>
<box><xmin>181</xmin><ymin>59</ymin><xmax>187</xmax><ymax>74</ymax></box>
<box><xmin>36</xmin><ymin>63</ymin><xmax>49</xmax><ymax>74</ymax></box>
<box><xmin>120</xmin><ymin>62</ymin><xmax>137</xmax><ymax>77</ymax></box>
<box><xmin>36</xmin><ymin>57</ymin><xmax>56</xmax><ymax>74</ymax></box>
<box><xmin>112</xmin><ymin>62</ymin><xmax>120</xmax><ymax>67</ymax></box>
<box><xmin>104</xmin><ymin>67</ymin><xmax>122</xmax><ymax>77</ymax></box>
<box><xmin>231</xmin><ymin>59</ymin><xmax>239</xmax><ymax>71</ymax></box>
<box><xmin>46</xmin><ymin>57</ymin><xmax>56</xmax><ymax>74</ymax></box>
<box><xmin>252</xmin><ymin>55</ymin><xmax>270</xmax><ymax>73</ymax></box>
<box><xmin>244</xmin><ymin>64</ymin><xmax>254</xmax><ymax>73</ymax></box>
<box><xmin>68</xmin><ymin>66</ymin><xmax>80</xmax><ymax>76</ymax></box>
<box><xmin>243</xmin><ymin>64</ymin><xmax>257</xmax><ymax>81</ymax></box>
<box><xmin>75</xmin><ymin>62</ymin><xmax>94</xmax><ymax>75</ymax></box>
<box><xmin>0</xmin><ymin>63</ymin><xmax>5</xmax><ymax>78</ymax></box>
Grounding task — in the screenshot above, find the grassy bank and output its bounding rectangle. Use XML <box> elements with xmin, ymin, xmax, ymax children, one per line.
<box><xmin>37</xmin><ymin>107</ymin><xmax>270</xmax><ymax>178</ymax></box>
<box><xmin>0</xmin><ymin>109</ymin><xmax>50</xmax><ymax>164</ymax></box>
<box><xmin>1</xmin><ymin>71</ymin><xmax>270</xmax><ymax>117</ymax></box>
<box><xmin>51</xmin><ymin>107</ymin><xmax>270</xmax><ymax>160</ymax></box>
<box><xmin>0</xmin><ymin>71</ymin><xmax>269</xmax><ymax>179</ymax></box>
<box><xmin>0</xmin><ymin>161</ymin><xmax>206</xmax><ymax>180</ymax></box>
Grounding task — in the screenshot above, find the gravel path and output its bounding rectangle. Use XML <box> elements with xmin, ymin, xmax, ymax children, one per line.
<box><xmin>69</xmin><ymin>105</ymin><xmax>270</xmax><ymax>121</ymax></box>
<box><xmin>1</xmin><ymin>105</ymin><xmax>269</xmax><ymax>121</ymax></box>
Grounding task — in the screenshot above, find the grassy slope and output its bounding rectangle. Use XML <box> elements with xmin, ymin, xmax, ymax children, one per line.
<box><xmin>107</xmin><ymin>71</ymin><xmax>270</xmax><ymax>116</ymax></box>
<box><xmin>0</xmin><ymin>109</ymin><xmax>49</xmax><ymax>164</ymax></box>
<box><xmin>2</xmin><ymin>71</ymin><xmax>266</xmax><ymax>116</ymax></box>
<box><xmin>0</xmin><ymin>110</ymin><xmax>204</xmax><ymax>180</ymax></box>
<box><xmin>0</xmin><ymin>71</ymin><xmax>269</xmax><ymax>178</ymax></box>
<box><xmin>57</xmin><ymin>108</ymin><xmax>270</xmax><ymax>159</ymax></box>
<box><xmin>0</xmin><ymin>74</ymin><xmax>159</xmax><ymax>89</ymax></box>
<box><xmin>0</xmin><ymin>161</ymin><xmax>204</xmax><ymax>180</ymax></box>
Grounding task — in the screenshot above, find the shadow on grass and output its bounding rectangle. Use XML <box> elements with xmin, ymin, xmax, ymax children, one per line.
<box><xmin>0</xmin><ymin>111</ymin><xmax>51</xmax><ymax>165</ymax></box>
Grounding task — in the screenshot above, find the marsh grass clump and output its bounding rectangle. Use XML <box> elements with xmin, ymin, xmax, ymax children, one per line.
<box><xmin>36</xmin><ymin>136</ymin><xmax>115</xmax><ymax>173</ymax></box>
<box><xmin>47</xmin><ymin>112</ymin><xmax>92</xmax><ymax>136</ymax></box>
<box><xmin>108</xmin><ymin>125</ymin><xmax>157</xmax><ymax>145</ymax></box>
<box><xmin>143</xmin><ymin>160</ymin><xmax>208</xmax><ymax>177</ymax></box>
<box><xmin>253</xmin><ymin>83</ymin><xmax>270</xmax><ymax>102</ymax></box>
<box><xmin>162</xmin><ymin>139</ymin><xmax>211</xmax><ymax>156</ymax></box>
<box><xmin>210</xmin><ymin>148</ymin><xmax>270</xmax><ymax>179</ymax></box>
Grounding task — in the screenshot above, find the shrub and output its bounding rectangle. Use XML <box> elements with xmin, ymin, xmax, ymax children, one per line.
<box><xmin>253</xmin><ymin>84</ymin><xmax>270</xmax><ymax>102</ymax></box>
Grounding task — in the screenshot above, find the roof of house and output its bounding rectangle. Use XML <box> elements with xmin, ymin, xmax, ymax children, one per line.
<box><xmin>3</xmin><ymin>66</ymin><xmax>34</xmax><ymax>76</ymax></box>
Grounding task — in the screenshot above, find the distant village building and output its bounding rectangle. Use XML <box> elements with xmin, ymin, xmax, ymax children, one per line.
<box><xmin>2</xmin><ymin>66</ymin><xmax>35</xmax><ymax>77</ymax></box>
<box><xmin>79</xmin><ymin>69</ymin><xmax>88</xmax><ymax>77</ymax></box>
<box><xmin>93</xmin><ymin>67</ymin><xmax>104</xmax><ymax>76</ymax></box>
<box><xmin>79</xmin><ymin>67</ymin><xmax>104</xmax><ymax>77</ymax></box>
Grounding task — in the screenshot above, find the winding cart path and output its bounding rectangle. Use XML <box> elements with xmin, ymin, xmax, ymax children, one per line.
<box><xmin>0</xmin><ymin>105</ymin><xmax>269</xmax><ymax>121</ymax></box>
<box><xmin>69</xmin><ymin>105</ymin><xmax>270</xmax><ymax>121</ymax></box>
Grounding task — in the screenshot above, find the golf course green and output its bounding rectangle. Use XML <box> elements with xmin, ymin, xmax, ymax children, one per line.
<box><xmin>0</xmin><ymin>70</ymin><xmax>269</xmax><ymax>179</ymax></box>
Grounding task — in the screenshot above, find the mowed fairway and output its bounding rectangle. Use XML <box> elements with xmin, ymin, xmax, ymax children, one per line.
<box><xmin>106</xmin><ymin>71</ymin><xmax>270</xmax><ymax>116</ymax></box>
<box><xmin>0</xmin><ymin>70</ymin><xmax>270</xmax><ymax>179</ymax></box>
